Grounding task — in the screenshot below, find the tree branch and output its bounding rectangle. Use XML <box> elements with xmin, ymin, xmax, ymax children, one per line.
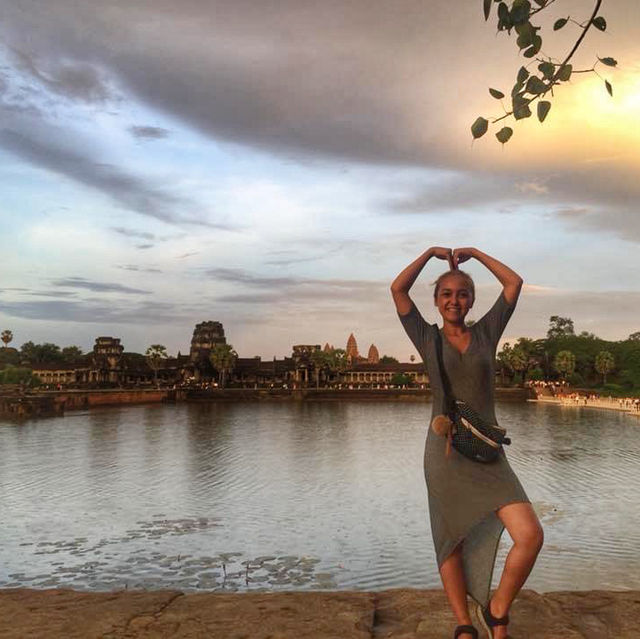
<box><xmin>490</xmin><ymin>0</ymin><xmax>603</xmax><ymax>125</ymax></box>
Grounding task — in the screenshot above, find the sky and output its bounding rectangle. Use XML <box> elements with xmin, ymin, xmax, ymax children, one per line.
<box><xmin>1</xmin><ymin>0</ymin><xmax>639</xmax><ymax>361</ymax></box>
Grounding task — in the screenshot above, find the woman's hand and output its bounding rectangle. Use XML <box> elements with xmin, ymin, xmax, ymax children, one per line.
<box><xmin>431</xmin><ymin>246</ymin><xmax>455</xmax><ymax>270</ymax></box>
<box><xmin>452</xmin><ymin>247</ymin><xmax>476</xmax><ymax>269</ymax></box>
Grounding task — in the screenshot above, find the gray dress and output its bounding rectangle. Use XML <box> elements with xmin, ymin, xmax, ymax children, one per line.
<box><xmin>398</xmin><ymin>292</ymin><xmax>530</xmax><ymax>607</ymax></box>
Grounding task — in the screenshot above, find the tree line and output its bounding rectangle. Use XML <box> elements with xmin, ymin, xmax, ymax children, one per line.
<box><xmin>0</xmin><ymin>331</ymin><xmax>402</xmax><ymax>389</ymax></box>
<box><xmin>4</xmin><ymin>319</ymin><xmax>640</xmax><ymax>394</ymax></box>
<box><xmin>497</xmin><ymin>316</ymin><xmax>640</xmax><ymax>393</ymax></box>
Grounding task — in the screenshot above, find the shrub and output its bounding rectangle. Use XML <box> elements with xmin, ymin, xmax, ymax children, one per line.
<box><xmin>391</xmin><ymin>373</ymin><xmax>413</xmax><ymax>387</ymax></box>
<box><xmin>0</xmin><ymin>366</ymin><xmax>40</xmax><ymax>385</ymax></box>
<box><xmin>526</xmin><ymin>367</ymin><xmax>544</xmax><ymax>381</ymax></box>
<box><xmin>602</xmin><ymin>382</ymin><xmax>623</xmax><ymax>393</ymax></box>
<box><xmin>568</xmin><ymin>372</ymin><xmax>585</xmax><ymax>387</ymax></box>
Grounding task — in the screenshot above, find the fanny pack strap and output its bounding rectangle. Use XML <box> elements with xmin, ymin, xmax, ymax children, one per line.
<box><xmin>433</xmin><ymin>326</ymin><xmax>454</xmax><ymax>412</ymax></box>
<box><xmin>432</xmin><ymin>326</ymin><xmax>455</xmax><ymax>458</ymax></box>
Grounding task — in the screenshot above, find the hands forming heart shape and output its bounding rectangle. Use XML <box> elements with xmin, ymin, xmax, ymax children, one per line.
<box><xmin>432</xmin><ymin>247</ymin><xmax>475</xmax><ymax>270</ymax></box>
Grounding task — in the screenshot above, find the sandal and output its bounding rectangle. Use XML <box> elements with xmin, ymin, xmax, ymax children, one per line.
<box><xmin>454</xmin><ymin>625</ymin><xmax>478</xmax><ymax>639</ymax></box>
<box><xmin>476</xmin><ymin>601</ymin><xmax>509</xmax><ymax>638</ymax></box>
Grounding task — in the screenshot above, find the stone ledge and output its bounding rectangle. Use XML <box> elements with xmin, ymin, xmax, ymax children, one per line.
<box><xmin>1</xmin><ymin>587</ymin><xmax>638</xmax><ymax>638</ymax></box>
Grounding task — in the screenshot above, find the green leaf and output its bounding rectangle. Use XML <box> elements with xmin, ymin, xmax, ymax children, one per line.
<box><xmin>557</xmin><ymin>64</ymin><xmax>573</xmax><ymax>81</ymax></box>
<box><xmin>538</xmin><ymin>61</ymin><xmax>555</xmax><ymax>80</ymax></box>
<box><xmin>522</xmin><ymin>35</ymin><xmax>542</xmax><ymax>58</ymax></box>
<box><xmin>514</xmin><ymin>104</ymin><xmax>532</xmax><ymax>120</ymax></box>
<box><xmin>605</xmin><ymin>80</ymin><xmax>613</xmax><ymax>96</ymax></box>
<box><xmin>532</xmin><ymin>0</ymin><xmax>546</xmax><ymax>5</ymax></box>
<box><xmin>599</xmin><ymin>56</ymin><xmax>618</xmax><ymax>67</ymax></box>
<box><xmin>471</xmin><ymin>117</ymin><xmax>489</xmax><ymax>139</ymax></box>
<box><xmin>516</xmin><ymin>22</ymin><xmax>535</xmax><ymax>49</ymax></box>
<box><xmin>497</xmin><ymin>2</ymin><xmax>512</xmax><ymax>30</ymax></box>
<box><xmin>512</xmin><ymin>93</ymin><xmax>531</xmax><ymax>120</ymax></box>
<box><xmin>514</xmin><ymin>21</ymin><xmax>533</xmax><ymax>35</ymax></box>
<box><xmin>512</xmin><ymin>92</ymin><xmax>528</xmax><ymax>111</ymax></box>
<box><xmin>510</xmin><ymin>0</ymin><xmax>531</xmax><ymax>24</ymax></box>
<box><xmin>537</xmin><ymin>100</ymin><xmax>551</xmax><ymax>122</ymax></box>
<box><xmin>593</xmin><ymin>16</ymin><xmax>606</xmax><ymax>31</ymax></box>
<box><xmin>495</xmin><ymin>127</ymin><xmax>513</xmax><ymax>144</ymax></box>
<box><xmin>525</xmin><ymin>76</ymin><xmax>547</xmax><ymax>94</ymax></box>
<box><xmin>553</xmin><ymin>17</ymin><xmax>568</xmax><ymax>30</ymax></box>
<box><xmin>489</xmin><ymin>88</ymin><xmax>505</xmax><ymax>99</ymax></box>
<box><xmin>484</xmin><ymin>0</ymin><xmax>492</xmax><ymax>20</ymax></box>
<box><xmin>517</xmin><ymin>66</ymin><xmax>530</xmax><ymax>84</ymax></box>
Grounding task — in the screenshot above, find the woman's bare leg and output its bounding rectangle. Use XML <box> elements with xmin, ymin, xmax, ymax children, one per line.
<box><xmin>439</xmin><ymin>542</ymin><xmax>475</xmax><ymax>638</ymax></box>
<box><xmin>489</xmin><ymin>502</ymin><xmax>544</xmax><ymax>639</ymax></box>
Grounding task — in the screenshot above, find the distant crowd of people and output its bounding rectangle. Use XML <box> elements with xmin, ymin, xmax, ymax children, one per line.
<box><xmin>527</xmin><ymin>380</ymin><xmax>569</xmax><ymax>395</ymax></box>
<box><xmin>527</xmin><ymin>380</ymin><xmax>640</xmax><ymax>412</ymax></box>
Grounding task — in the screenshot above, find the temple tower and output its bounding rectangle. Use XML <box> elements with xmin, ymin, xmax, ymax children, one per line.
<box><xmin>190</xmin><ymin>321</ymin><xmax>226</xmax><ymax>362</ymax></box>
<box><xmin>367</xmin><ymin>344</ymin><xmax>380</xmax><ymax>364</ymax></box>
<box><xmin>346</xmin><ymin>333</ymin><xmax>359</xmax><ymax>365</ymax></box>
<box><xmin>92</xmin><ymin>337</ymin><xmax>124</xmax><ymax>383</ymax></box>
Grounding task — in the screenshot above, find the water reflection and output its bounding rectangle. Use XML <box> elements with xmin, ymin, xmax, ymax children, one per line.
<box><xmin>1</xmin><ymin>401</ymin><xmax>639</xmax><ymax>592</ymax></box>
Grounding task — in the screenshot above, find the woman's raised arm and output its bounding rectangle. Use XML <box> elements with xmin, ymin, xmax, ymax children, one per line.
<box><xmin>390</xmin><ymin>246</ymin><xmax>454</xmax><ymax>315</ymax></box>
<box><xmin>452</xmin><ymin>247</ymin><xmax>523</xmax><ymax>305</ymax></box>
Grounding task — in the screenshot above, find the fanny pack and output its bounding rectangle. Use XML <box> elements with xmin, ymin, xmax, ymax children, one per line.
<box><xmin>433</xmin><ymin>327</ymin><xmax>511</xmax><ymax>463</ymax></box>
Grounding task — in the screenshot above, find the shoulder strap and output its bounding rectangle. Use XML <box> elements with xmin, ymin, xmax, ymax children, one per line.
<box><xmin>432</xmin><ymin>326</ymin><xmax>454</xmax><ymax>413</ymax></box>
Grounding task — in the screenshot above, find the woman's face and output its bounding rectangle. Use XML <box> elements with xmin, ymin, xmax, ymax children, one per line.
<box><xmin>434</xmin><ymin>275</ymin><xmax>474</xmax><ymax>324</ymax></box>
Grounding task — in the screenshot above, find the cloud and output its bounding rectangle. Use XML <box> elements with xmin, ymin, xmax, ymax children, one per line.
<box><xmin>9</xmin><ymin>46</ymin><xmax>112</xmax><ymax>103</ymax></box>
<box><xmin>28</xmin><ymin>291</ymin><xmax>78</xmax><ymax>298</ymax></box>
<box><xmin>216</xmin><ymin>293</ymin><xmax>283</xmax><ymax>304</ymax></box>
<box><xmin>0</xmin><ymin>128</ymin><xmax>233</xmax><ymax>229</ymax></box>
<box><xmin>115</xmin><ymin>265</ymin><xmax>163</xmax><ymax>274</ymax></box>
<box><xmin>111</xmin><ymin>226</ymin><xmax>156</xmax><ymax>241</ymax></box>
<box><xmin>1</xmin><ymin>1</ymin><xmax>638</xmax><ymax>171</ymax></box>
<box><xmin>204</xmin><ymin>267</ymin><xmax>301</xmax><ymax>288</ymax></box>
<box><xmin>1</xmin><ymin>1</ymin><xmax>638</xmax><ymax>242</ymax></box>
<box><xmin>206</xmin><ymin>267</ymin><xmax>384</xmax><ymax>307</ymax></box>
<box><xmin>516</xmin><ymin>181</ymin><xmax>549</xmax><ymax>195</ymax></box>
<box><xmin>553</xmin><ymin>207</ymin><xmax>588</xmax><ymax>219</ymax></box>
<box><xmin>264</xmin><ymin>245</ymin><xmax>345</xmax><ymax>266</ymax></box>
<box><xmin>512</xmin><ymin>287</ymin><xmax>640</xmax><ymax>341</ymax></box>
<box><xmin>386</xmin><ymin>171</ymin><xmax>521</xmax><ymax>214</ymax></box>
<box><xmin>384</xmin><ymin>164</ymin><xmax>640</xmax><ymax>242</ymax></box>
<box><xmin>51</xmin><ymin>277</ymin><xmax>151</xmax><ymax>295</ymax></box>
<box><xmin>0</xmin><ymin>299</ymin><xmax>188</xmax><ymax>324</ymax></box>
<box><xmin>129</xmin><ymin>125</ymin><xmax>170</xmax><ymax>140</ymax></box>
<box><xmin>0</xmin><ymin>1</ymin><xmax>502</xmax><ymax>167</ymax></box>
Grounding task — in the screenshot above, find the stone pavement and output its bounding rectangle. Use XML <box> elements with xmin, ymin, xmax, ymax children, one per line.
<box><xmin>1</xmin><ymin>587</ymin><xmax>639</xmax><ymax>638</ymax></box>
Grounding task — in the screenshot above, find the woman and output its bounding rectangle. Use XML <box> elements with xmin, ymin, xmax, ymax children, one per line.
<box><xmin>390</xmin><ymin>246</ymin><xmax>543</xmax><ymax>639</ymax></box>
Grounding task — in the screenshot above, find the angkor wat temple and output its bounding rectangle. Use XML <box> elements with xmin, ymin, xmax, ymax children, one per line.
<box><xmin>30</xmin><ymin>320</ymin><xmax>427</xmax><ymax>388</ymax></box>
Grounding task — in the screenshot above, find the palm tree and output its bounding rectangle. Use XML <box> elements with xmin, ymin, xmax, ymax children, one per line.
<box><xmin>496</xmin><ymin>342</ymin><xmax>513</xmax><ymax>386</ymax></box>
<box><xmin>145</xmin><ymin>344</ymin><xmax>168</xmax><ymax>386</ymax></box>
<box><xmin>595</xmin><ymin>350</ymin><xmax>615</xmax><ymax>385</ymax></box>
<box><xmin>209</xmin><ymin>343</ymin><xmax>238</xmax><ymax>388</ymax></box>
<box><xmin>326</xmin><ymin>348</ymin><xmax>347</xmax><ymax>386</ymax></box>
<box><xmin>310</xmin><ymin>349</ymin><xmax>330</xmax><ymax>389</ymax></box>
<box><xmin>554</xmin><ymin>350</ymin><xmax>576</xmax><ymax>380</ymax></box>
<box><xmin>1</xmin><ymin>330</ymin><xmax>13</xmax><ymax>349</ymax></box>
<box><xmin>509</xmin><ymin>346</ymin><xmax>528</xmax><ymax>386</ymax></box>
